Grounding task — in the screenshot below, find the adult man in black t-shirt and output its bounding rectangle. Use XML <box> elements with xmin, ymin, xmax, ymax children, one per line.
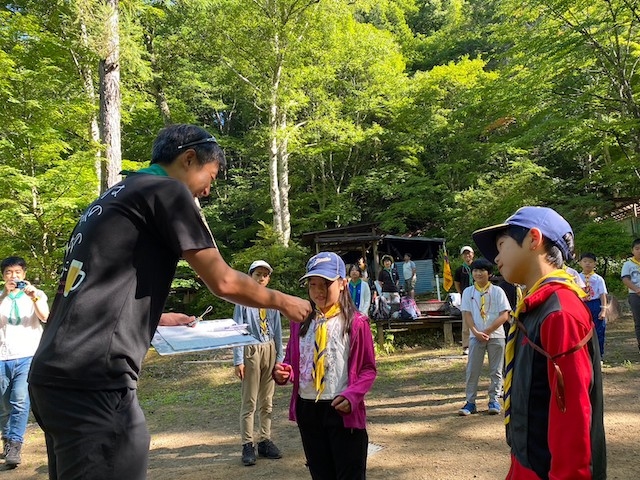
<box><xmin>454</xmin><ymin>246</ymin><xmax>474</xmax><ymax>354</ymax></box>
<box><xmin>28</xmin><ymin>124</ymin><xmax>312</xmax><ymax>480</ymax></box>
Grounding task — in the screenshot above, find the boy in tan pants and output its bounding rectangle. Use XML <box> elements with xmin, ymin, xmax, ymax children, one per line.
<box><xmin>233</xmin><ymin>260</ymin><xmax>284</xmax><ymax>466</ymax></box>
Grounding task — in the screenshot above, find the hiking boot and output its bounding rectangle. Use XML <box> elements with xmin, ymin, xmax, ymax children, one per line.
<box><xmin>458</xmin><ymin>402</ymin><xmax>477</xmax><ymax>416</ymax></box>
<box><xmin>257</xmin><ymin>439</ymin><xmax>282</xmax><ymax>459</ymax></box>
<box><xmin>241</xmin><ymin>443</ymin><xmax>256</xmax><ymax>466</ymax></box>
<box><xmin>488</xmin><ymin>401</ymin><xmax>501</xmax><ymax>415</ymax></box>
<box><xmin>5</xmin><ymin>441</ymin><xmax>21</xmax><ymax>468</ymax></box>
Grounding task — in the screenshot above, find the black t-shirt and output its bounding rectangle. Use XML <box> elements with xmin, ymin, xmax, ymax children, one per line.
<box><xmin>29</xmin><ymin>173</ymin><xmax>216</xmax><ymax>390</ymax></box>
<box><xmin>378</xmin><ymin>267</ymin><xmax>399</xmax><ymax>293</ymax></box>
<box><xmin>454</xmin><ymin>264</ymin><xmax>473</xmax><ymax>292</ymax></box>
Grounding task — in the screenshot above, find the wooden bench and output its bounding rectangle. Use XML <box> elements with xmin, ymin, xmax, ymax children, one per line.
<box><xmin>375</xmin><ymin>315</ymin><xmax>462</xmax><ymax>348</ymax></box>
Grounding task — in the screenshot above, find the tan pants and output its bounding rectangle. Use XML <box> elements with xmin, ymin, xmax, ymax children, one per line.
<box><xmin>240</xmin><ymin>341</ymin><xmax>276</xmax><ymax>445</ymax></box>
<box><xmin>462</xmin><ymin>323</ymin><xmax>470</xmax><ymax>349</ymax></box>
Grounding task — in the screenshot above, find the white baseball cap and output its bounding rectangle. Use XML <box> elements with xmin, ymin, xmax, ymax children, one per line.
<box><xmin>460</xmin><ymin>246</ymin><xmax>474</xmax><ymax>254</ymax></box>
<box><xmin>248</xmin><ymin>260</ymin><xmax>273</xmax><ymax>275</ymax></box>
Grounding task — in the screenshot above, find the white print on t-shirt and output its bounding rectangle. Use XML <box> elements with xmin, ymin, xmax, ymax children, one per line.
<box><xmin>79</xmin><ymin>204</ymin><xmax>103</xmax><ymax>224</ymax></box>
<box><xmin>100</xmin><ymin>184</ymin><xmax>126</xmax><ymax>199</ymax></box>
<box><xmin>65</xmin><ymin>232</ymin><xmax>83</xmax><ymax>258</ymax></box>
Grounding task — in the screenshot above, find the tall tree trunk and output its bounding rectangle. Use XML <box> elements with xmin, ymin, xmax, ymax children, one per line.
<box><xmin>144</xmin><ymin>33</ymin><xmax>172</xmax><ymax>125</ymax></box>
<box><xmin>268</xmin><ymin>34</ymin><xmax>288</xmax><ymax>244</ymax></box>
<box><xmin>269</xmin><ymin>100</ymin><xmax>284</xmax><ymax>242</ymax></box>
<box><xmin>71</xmin><ymin>18</ymin><xmax>102</xmax><ymax>194</ymax></box>
<box><xmin>99</xmin><ymin>0</ymin><xmax>122</xmax><ymax>192</ymax></box>
<box><xmin>278</xmin><ymin>112</ymin><xmax>291</xmax><ymax>246</ymax></box>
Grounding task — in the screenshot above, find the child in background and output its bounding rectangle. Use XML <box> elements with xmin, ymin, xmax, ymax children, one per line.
<box><xmin>377</xmin><ymin>255</ymin><xmax>400</xmax><ymax>304</ymax></box>
<box><xmin>348</xmin><ymin>264</ymin><xmax>371</xmax><ymax>316</ymax></box>
<box><xmin>472</xmin><ymin>206</ymin><xmax>605</xmax><ymax>480</ymax></box>
<box><xmin>233</xmin><ymin>260</ymin><xmax>283</xmax><ymax>466</ymax></box>
<box><xmin>579</xmin><ymin>253</ymin><xmax>608</xmax><ymax>360</ymax></box>
<box><xmin>458</xmin><ymin>258</ymin><xmax>510</xmax><ymax>416</ymax></box>
<box><xmin>620</xmin><ymin>238</ymin><xmax>640</xmax><ymax>353</ymax></box>
<box><xmin>273</xmin><ymin>252</ymin><xmax>376</xmax><ymax>480</ymax></box>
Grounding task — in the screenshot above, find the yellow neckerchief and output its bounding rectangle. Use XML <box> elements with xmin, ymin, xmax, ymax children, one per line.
<box><xmin>259</xmin><ymin>308</ymin><xmax>268</xmax><ymax>336</ymax></box>
<box><xmin>513</xmin><ymin>269</ymin><xmax>587</xmax><ymax>320</ymax></box>
<box><xmin>504</xmin><ymin>269</ymin><xmax>587</xmax><ymax>425</ymax></box>
<box><xmin>473</xmin><ymin>282</ymin><xmax>492</xmax><ymax>321</ymax></box>
<box><xmin>631</xmin><ymin>257</ymin><xmax>640</xmax><ymax>267</ymax></box>
<box><xmin>312</xmin><ymin>303</ymin><xmax>341</xmax><ymax>401</ymax></box>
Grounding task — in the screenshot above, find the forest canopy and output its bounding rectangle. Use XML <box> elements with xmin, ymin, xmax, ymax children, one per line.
<box><xmin>1</xmin><ymin>0</ymin><xmax>638</xmax><ymax>310</ymax></box>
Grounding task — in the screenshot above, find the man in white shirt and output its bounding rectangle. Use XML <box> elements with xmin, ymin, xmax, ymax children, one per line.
<box><xmin>402</xmin><ymin>253</ymin><xmax>417</xmax><ymax>299</ymax></box>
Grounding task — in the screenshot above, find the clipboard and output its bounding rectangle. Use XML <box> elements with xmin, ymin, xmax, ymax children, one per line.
<box><xmin>151</xmin><ymin>319</ymin><xmax>260</xmax><ymax>355</ymax></box>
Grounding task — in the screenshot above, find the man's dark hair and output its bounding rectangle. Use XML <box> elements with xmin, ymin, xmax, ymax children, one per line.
<box><xmin>499</xmin><ymin>225</ymin><xmax>568</xmax><ymax>268</ymax></box>
<box><xmin>470</xmin><ymin>258</ymin><xmax>493</xmax><ymax>273</ymax></box>
<box><xmin>632</xmin><ymin>238</ymin><xmax>640</xmax><ymax>248</ymax></box>
<box><xmin>1</xmin><ymin>256</ymin><xmax>26</xmax><ymax>274</ymax></box>
<box><xmin>151</xmin><ymin>124</ymin><xmax>226</xmax><ymax>168</ymax></box>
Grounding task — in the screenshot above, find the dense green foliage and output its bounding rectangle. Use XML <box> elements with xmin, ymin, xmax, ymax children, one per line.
<box><xmin>1</xmin><ymin>0</ymin><xmax>639</xmax><ymax>305</ymax></box>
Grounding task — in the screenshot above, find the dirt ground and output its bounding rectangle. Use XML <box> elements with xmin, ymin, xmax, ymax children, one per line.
<box><xmin>5</xmin><ymin>315</ymin><xmax>640</xmax><ymax>479</ymax></box>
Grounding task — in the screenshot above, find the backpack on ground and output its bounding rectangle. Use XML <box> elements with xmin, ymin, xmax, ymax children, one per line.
<box><xmin>399</xmin><ymin>296</ymin><xmax>420</xmax><ymax>320</ymax></box>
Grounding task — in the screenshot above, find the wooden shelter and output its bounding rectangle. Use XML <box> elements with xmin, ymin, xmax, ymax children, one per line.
<box><xmin>301</xmin><ymin>223</ymin><xmax>445</xmax><ymax>293</ymax></box>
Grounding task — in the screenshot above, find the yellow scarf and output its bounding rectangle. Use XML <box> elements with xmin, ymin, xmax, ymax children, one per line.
<box><xmin>259</xmin><ymin>308</ymin><xmax>267</xmax><ymax>336</ymax></box>
<box><xmin>473</xmin><ymin>282</ymin><xmax>491</xmax><ymax>321</ymax></box>
<box><xmin>631</xmin><ymin>257</ymin><xmax>640</xmax><ymax>267</ymax></box>
<box><xmin>504</xmin><ymin>269</ymin><xmax>587</xmax><ymax>425</ymax></box>
<box><xmin>312</xmin><ymin>303</ymin><xmax>341</xmax><ymax>401</ymax></box>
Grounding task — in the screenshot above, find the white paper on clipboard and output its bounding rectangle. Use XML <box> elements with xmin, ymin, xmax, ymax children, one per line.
<box><xmin>151</xmin><ymin>319</ymin><xmax>260</xmax><ymax>355</ymax></box>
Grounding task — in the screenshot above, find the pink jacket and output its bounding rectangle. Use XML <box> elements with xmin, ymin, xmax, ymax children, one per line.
<box><xmin>276</xmin><ymin>312</ymin><xmax>376</xmax><ymax>429</ymax></box>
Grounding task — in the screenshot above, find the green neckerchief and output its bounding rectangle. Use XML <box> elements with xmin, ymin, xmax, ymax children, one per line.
<box><xmin>120</xmin><ymin>164</ymin><xmax>168</xmax><ymax>177</ymax></box>
<box><xmin>462</xmin><ymin>263</ymin><xmax>473</xmax><ymax>285</ymax></box>
<box><xmin>7</xmin><ymin>290</ymin><xmax>24</xmax><ymax>325</ymax></box>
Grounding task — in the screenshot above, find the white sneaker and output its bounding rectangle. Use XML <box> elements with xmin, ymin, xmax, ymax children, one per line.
<box><xmin>462</xmin><ymin>347</ymin><xmax>469</xmax><ymax>355</ymax></box>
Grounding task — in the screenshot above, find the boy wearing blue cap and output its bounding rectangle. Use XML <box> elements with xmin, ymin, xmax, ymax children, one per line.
<box><xmin>472</xmin><ymin>206</ymin><xmax>606</xmax><ymax>480</ymax></box>
<box><xmin>233</xmin><ymin>260</ymin><xmax>284</xmax><ymax>466</ymax></box>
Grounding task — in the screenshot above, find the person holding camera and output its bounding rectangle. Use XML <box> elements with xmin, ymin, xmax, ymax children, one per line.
<box><xmin>0</xmin><ymin>256</ymin><xmax>49</xmax><ymax>468</ymax></box>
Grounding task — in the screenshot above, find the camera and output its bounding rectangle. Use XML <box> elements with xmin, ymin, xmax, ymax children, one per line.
<box><xmin>14</xmin><ymin>280</ymin><xmax>26</xmax><ymax>289</ymax></box>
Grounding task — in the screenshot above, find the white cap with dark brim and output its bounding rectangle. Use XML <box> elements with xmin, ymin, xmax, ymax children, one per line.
<box><xmin>248</xmin><ymin>260</ymin><xmax>273</xmax><ymax>275</ymax></box>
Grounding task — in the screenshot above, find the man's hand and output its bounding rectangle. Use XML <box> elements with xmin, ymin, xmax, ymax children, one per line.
<box><xmin>280</xmin><ymin>295</ymin><xmax>312</xmax><ymax>323</ymax></box>
<box><xmin>235</xmin><ymin>364</ymin><xmax>245</xmax><ymax>380</ymax></box>
<box><xmin>159</xmin><ymin>312</ymin><xmax>196</xmax><ymax>326</ymax></box>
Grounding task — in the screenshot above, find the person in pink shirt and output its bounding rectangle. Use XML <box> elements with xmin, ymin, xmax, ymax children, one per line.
<box><xmin>273</xmin><ymin>252</ymin><xmax>376</xmax><ymax>480</ymax></box>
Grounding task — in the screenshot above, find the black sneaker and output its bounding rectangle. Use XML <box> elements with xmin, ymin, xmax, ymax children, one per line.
<box><xmin>5</xmin><ymin>441</ymin><xmax>21</xmax><ymax>468</ymax></box>
<box><xmin>241</xmin><ymin>443</ymin><xmax>256</xmax><ymax>466</ymax></box>
<box><xmin>257</xmin><ymin>439</ymin><xmax>282</xmax><ymax>459</ymax></box>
